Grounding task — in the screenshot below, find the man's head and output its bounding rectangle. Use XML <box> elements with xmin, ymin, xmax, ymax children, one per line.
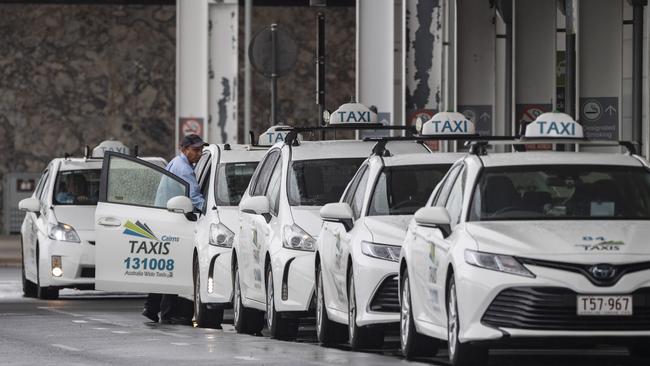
<box><xmin>180</xmin><ymin>134</ymin><xmax>208</xmax><ymax>164</ymax></box>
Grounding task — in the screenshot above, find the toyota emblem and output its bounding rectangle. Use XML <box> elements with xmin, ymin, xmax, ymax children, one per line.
<box><xmin>589</xmin><ymin>264</ymin><xmax>617</xmax><ymax>281</ymax></box>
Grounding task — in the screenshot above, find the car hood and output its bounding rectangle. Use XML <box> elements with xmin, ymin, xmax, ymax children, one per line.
<box><xmin>466</xmin><ymin>220</ymin><xmax>650</xmax><ymax>262</ymax></box>
<box><xmin>290</xmin><ymin>206</ymin><xmax>323</xmax><ymax>238</ymax></box>
<box><xmin>53</xmin><ymin>206</ymin><xmax>97</xmax><ymax>231</ymax></box>
<box><xmin>363</xmin><ymin>215</ymin><xmax>412</xmax><ymax>246</ymax></box>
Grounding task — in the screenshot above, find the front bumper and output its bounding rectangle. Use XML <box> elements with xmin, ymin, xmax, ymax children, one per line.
<box><xmin>39</xmin><ymin>234</ymin><xmax>95</xmax><ymax>288</ymax></box>
<box><xmin>200</xmin><ymin>245</ymin><xmax>233</xmax><ymax>304</ymax></box>
<box><xmin>353</xmin><ymin>255</ymin><xmax>400</xmax><ymax>327</ymax></box>
<box><xmin>271</xmin><ymin>247</ymin><xmax>315</xmax><ymax>312</ymax></box>
<box><xmin>455</xmin><ymin>261</ymin><xmax>650</xmax><ymax>343</ymax></box>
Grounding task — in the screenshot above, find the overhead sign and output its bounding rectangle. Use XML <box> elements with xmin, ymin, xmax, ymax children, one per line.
<box><xmin>329</xmin><ymin>102</ymin><xmax>377</xmax><ymax>125</ymax></box>
<box><xmin>579</xmin><ymin>97</ymin><xmax>618</xmax><ymax>140</ymax></box>
<box><xmin>258</xmin><ymin>125</ymin><xmax>292</xmax><ymax>146</ymax></box>
<box><xmin>92</xmin><ymin>140</ymin><xmax>130</xmax><ymax>158</ymax></box>
<box><xmin>421</xmin><ymin>112</ymin><xmax>476</xmax><ymax>136</ymax></box>
<box><xmin>524</xmin><ymin>112</ymin><xmax>584</xmax><ymax>139</ymax></box>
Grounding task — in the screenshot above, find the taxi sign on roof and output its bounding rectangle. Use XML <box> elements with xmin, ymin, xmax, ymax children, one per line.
<box><xmin>420</xmin><ymin>111</ymin><xmax>476</xmax><ymax>136</ymax></box>
<box><xmin>92</xmin><ymin>140</ymin><xmax>130</xmax><ymax>158</ymax></box>
<box><xmin>524</xmin><ymin>112</ymin><xmax>584</xmax><ymax>139</ymax></box>
<box><xmin>329</xmin><ymin>102</ymin><xmax>378</xmax><ymax>125</ymax></box>
<box><xmin>259</xmin><ymin>125</ymin><xmax>296</xmax><ymax>146</ymax></box>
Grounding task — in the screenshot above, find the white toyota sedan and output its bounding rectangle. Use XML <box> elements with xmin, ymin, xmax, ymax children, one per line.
<box><xmin>399</xmin><ymin>113</ymin><xmax>650</xmax><ymax>365</ymax></box>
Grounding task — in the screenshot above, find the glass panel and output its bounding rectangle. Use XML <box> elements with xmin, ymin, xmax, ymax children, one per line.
<box><xmin>215</xmin><ymin>162</ymin><xmax>259</xmax><ymax>206</ymax></box>
<box><xmin>288</xmin><ymin>158</ymin><xmax>365</xmax><ymax>206</ymax></box>
<box><xmin>252</xmin><ymin>151</ymin><xmax>280</xmax><ymax>196</ymax></box>
<box><xmin>351</xmin><ymin>169</ymin><xmax>369</xmax><ymax>219</ymax></box>
<box><xmin>469</xmin><ymin>165</ymin><xmax>650</xmax><ymax>221</ymax></box>
<box><xmin>106</xmin><ymin>156</ymin><xmax>187</xmax><ymax>208</ymax></box>
<box><xmin>266</xmin><ymin>160</ymin><xmax>282</xmax><ymax>214</ymax></box>
<box><xmin>53</xmin><ymin>169</ymin><xmax>101</xmax><ymax>205</ymax></box>
<box><xmin>368</xmin><ymin>164</ymin><xmax>451</xmax><ymax>216</ymax></box>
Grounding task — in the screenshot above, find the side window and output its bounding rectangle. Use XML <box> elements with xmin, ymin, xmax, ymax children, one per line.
<box><xmin>350</xmin><ymin>168</ymin><xmax>370</xmax><ymax>219</ymax></box>
<box><xmin>195</xmin><ymin>151</ymin><xmax>212</xmax><ymax>185</ymax></box>
<box><xmin>34</xmin><ymin>169</ymin><xmax>48</xmax><ymax>200</ymax></box>
<box><xmin>343</xmin><ymin>164</ymin><xmax>367</xmax><ymax>205</ymax></box>
<box><xmin>38</xmin><ymin>170</ymin><xmax>51</xmax><ymax>204</ymax></box>
<box><xmin>266</xmin><ymin>159</ymin><xmax>283</xmax><ymax>215</ymax></box>
<box><xmin>434</xmin><ymin>165</ymin><xmax>462</xmax><ymax>207</ymax></box>
<box><xmin>444</xmin><ymin>167</ymin><xmax>466</xmax><ymax>226</ymax></box>
<box><xmin>103</xmin><ymin>155</ymin><xmax>189</xmax><ymax>209</ymax></box>
<box><xmin>252</xmin><ymin>150</ymin><xmax>281</xmax><ymax>196</ymax></box>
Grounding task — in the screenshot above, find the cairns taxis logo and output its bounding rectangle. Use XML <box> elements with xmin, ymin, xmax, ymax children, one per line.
<box><xmin>123</xmin><ymin>220</ymin><xmax>179</xmax><ymax>255</ymax></box>
<box><xmin>123</xmin><ymin>220</ymin><xmax>158</xmax><ymax>240</ymax></box>
<box><xmin>575</xmin><ymin>236</ymin><xmax>625</xmax><ymax>252</ymax></box>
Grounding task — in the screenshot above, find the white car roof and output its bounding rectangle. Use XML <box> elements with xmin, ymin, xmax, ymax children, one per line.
<box><xmin>381</xmin><ymin>152</ymin><xmax>464</xmax><ymax>167</ymax></box>
<box><xmin>54</xmin><ymin>156</ymin><xmax>167</xmax><ymax>171</ymax></box>
<box><xmin>287</xmin><ymin>140</ymin><xmax>428</xmax><ymax>161</ymax></box>
<box><xmin>211</xmin><ymin>144</ymin><xmax>267</xmax><ymax>164</ymax></box>
<box><xmin>475</xmin><ymin>152</ymin><xmax>644</xmax><ymax>168</ymax></box>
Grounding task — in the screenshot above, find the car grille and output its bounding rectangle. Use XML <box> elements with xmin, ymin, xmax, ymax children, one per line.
<box><xmin>369</xmin><ymin>275</ymin><xmax>400</xmax><ymax>312</ymax></box>
<box><xmin>482</xmin><ymin>287</ymin><xmax>650</xmax><ymax>331</ymax></box>
<box><xmin>80</xmin><ymin>267</ymin><xmax>95</xmax><ymax>278</ymax></box>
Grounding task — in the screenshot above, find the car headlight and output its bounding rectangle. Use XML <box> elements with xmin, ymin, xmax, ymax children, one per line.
<box><xmin>464</xmin><ymin>250</ymin><xmax>535</xmax><ymax>278</ymax></box>
<box><xmin>209</xmin><ymin>223</ymin><xmax>234</xmax><ymax>248</ymax></box>
<box><xmin>282</xmin><ymin>224</ymin><xmax>316</xmax><ymax>252</ymax></box>
<box><xmin>361</xmin><ymin>241</ymin><xmax>401</xmax><ymax>262</ymax></box>
<box><xmin>48</xmin><ymin>223</ymin><xmax>81</xmax><ymax>243</ymax></box>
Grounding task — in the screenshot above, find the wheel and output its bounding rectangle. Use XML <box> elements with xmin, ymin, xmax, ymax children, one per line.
<box><xmin>347</xmin><ymin>269</ymin><xmax>384</xmax><ymax>349</ymax></box>
<box><xmin>316</xmin><ymin>264</ymin><xmax>347</xmax><ymax>345</ymax></box>
<box><xmin>193</xmin><ymin>256</ymin><xmax>223</xmax><ymax>328</ymax></box>
<box><xmin>266</xmin><ymin>266</ymin><xmax>298</xmax><ymax>340</ymax></box>
<box><xmin>233</xmin><ymin>263</ymin><xmax>264</xmax><ymax>335</ymax></box>
<box><xmin>36</xmin><ymin>245</ymin><xmax>58</xmax><ymax>300</ymax></box>
<box><xmin>447</xmin><ymin>277</ymin><xmax>487</xmax><ymax>366</ymax></box>
<box><xmin>21</xmin><ymin>238</ymin><xmax>37</xmax><ymax>298</ymax></box>
<box><xmin>400</xmin><ymin>270</ymin><xmax>439</xmax><ymax>359</ymax></box>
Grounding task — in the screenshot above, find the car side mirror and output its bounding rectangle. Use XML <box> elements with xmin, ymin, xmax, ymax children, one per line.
<box><xmin>167</xmin><ymin>196</ymin><xmax>194</xmax><ymax>214</ymax></box>
<box><xmin>240</xmin><ymin>196</ymin><xmax>271</xmax><ymax>223</ymax></box>
<box><xmin>320</xmin><ymin>202</ymin><xmax>354</xmax><ymax>232</ymax></box>
<box><xmin>19</xmin><ymin>197</ymin><xmax>40</xmax><ymax>213</ymax></box>
<box><xmin>414</xmin><ymin>207</ymin><xmax>452</xmax><ymax>237</ymax></box>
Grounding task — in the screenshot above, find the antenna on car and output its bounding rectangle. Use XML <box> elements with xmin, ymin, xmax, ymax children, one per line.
<box><xmin>132</xmin><ymin>145</ymin><xmax>139</xmax><ymax>157</ymax></box>
<box><xmin>249</xmin><ymin>130</ymin><xmax>257</xmax><ymax>146</ymax></box>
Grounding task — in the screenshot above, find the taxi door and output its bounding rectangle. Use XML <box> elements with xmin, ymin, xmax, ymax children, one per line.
<box><xmin>95</xmin><ymin>152</ymin><xmax>195</xmax><ymax>295</ymax></box>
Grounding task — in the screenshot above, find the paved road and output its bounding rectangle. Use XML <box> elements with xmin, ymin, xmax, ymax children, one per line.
<box><xmin>0</xmin><ymin>267</ymin><xmax>641</xmax><ymax>365</ymax></box>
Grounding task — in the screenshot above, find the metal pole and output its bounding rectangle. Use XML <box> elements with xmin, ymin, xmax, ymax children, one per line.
<box><xmin>244</xmin><ymin>0</ymin><xmax>252</xmax><ymax>142</ymax></box>
<box><xmin>316</xmin><ymin>13</ymin><xmax>326</xmax><ymax>138</ymax></box>
<box><xmin>505</xmin><ymin>21</ymin><xmax>512</xmax><ymax>137</ymax></box>
<box><xmin>270</xmin><ymin>23</ymin><xmax>278</xmax><ymax>126</ymax></box>
<box><xmin>632</xmin><ymin>1</ymin><xmax>645</xmax><ymax>150</ymax></box>
<box><xmin>565</xmin><ymin>0</ymin><xmax>575</xmax><ymax>119</ymax></box>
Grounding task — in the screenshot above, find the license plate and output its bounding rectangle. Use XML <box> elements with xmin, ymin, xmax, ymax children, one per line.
<box><xmin>577</xmin><ymin>295</ymin><xmax>633</xmax><ymax>316</ymax></box>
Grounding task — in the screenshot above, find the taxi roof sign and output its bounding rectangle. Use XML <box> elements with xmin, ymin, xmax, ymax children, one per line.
<box><xmin>420</xmin><ymin>111</ymin><xmax>476</xmax><ymax>136</ymax></box>
<box><xmin>92</xmin><ymin>140</ymin><xmax>130</xmax><ymax>158</ymax></box>
<box><xmin>524</xmin><ymin>112</ymin><xmax>584</xmax><ymax>139</ymax></box>
<box><xmin>258</xmin><ymin>125</ymin><xmax>298</xmax><ymax>146</ymax></box>
<box><xmin>329</xmin><ymin>102</ymin><xmax>378</xmax><ymax>125</ymax></box>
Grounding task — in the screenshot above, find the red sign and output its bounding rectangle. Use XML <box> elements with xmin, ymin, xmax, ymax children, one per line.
<box><xmin>178</xmin><ymin>117</ymin><xmax>205</xmax><ymax>147</ymax></box>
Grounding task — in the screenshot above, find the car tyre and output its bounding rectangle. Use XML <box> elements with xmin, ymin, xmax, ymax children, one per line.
<box><xmin>401</xmin><ymin>270</ymin><xmax>439</xmax><ymax>359</ymax></box>
<box><xmin>36</xmin><ymin>245</ymin><xmax>58</xmax><ymax>300</ymax></box>
<box><xmin>193</xmin><ymin>256</ymin><xmax>223</xmax><ymax>328</ymax></box>
<box><xmin>266</xmin><ymin>266</ymin><xmax>298</xmax><ymax>340</ymax></box>
<box><xmin>21</xmin><ymin>238</ymin><xmax>37</xmax><ymax>298</ymax></box>
<box><xmin>233</xmin><ymin>263</ymin><xmax>264</xmax><ymax>335</ymax></box>
<box><xmin>316</xmin><ymin>264</ymin><xmax>347</xmax><ymax>345</ymax></box>
<box><xmin>347</xmin><ymin>269</ymin><xmax>384</xmax><ymax>350</ymax></box>
<box><xmin>447</xmin><ymin>277</ymin><xmax>487</xmax><ymax>366</ymax></box>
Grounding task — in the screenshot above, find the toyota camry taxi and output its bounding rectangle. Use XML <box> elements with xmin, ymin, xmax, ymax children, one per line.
<box><xmin>91</xmin><ymin>141</ymin><xmax>265</xmax><ymax>328</ymax></box>
<box><xmin>315</xmin><ymin>112</ymin><xmax>471</xmax><ymax>349</ymax></box>
<box><xmin>233</xmin><ymin>102</ymin><xmax>429</xmax><ymax>339</ymax></box>
<box><xmin>399</xmin><ymin>112</ymin><xmax>650</xmax><ymax>365</ymax></box>
<box><xmin>19</xmin><ymin>141</ymin><xmax>165</xmax><ymax>299</ymax></box>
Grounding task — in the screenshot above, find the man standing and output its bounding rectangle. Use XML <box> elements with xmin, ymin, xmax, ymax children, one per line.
<box><xmin>142</xmin><ymin>134</ymin><xmax>208</xmax><ymax>324</ymax></box>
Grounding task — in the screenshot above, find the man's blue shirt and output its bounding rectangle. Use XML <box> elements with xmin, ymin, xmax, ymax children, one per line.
<box><xmin>166</xmin><ymin>154</ymin><xmax>205</xmax><ymax>210</ymax></box>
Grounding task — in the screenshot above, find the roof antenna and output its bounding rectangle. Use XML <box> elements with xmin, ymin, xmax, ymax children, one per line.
<box><xmin>133</xmin><ymin>145</ymin><xmax>139</xmax><ymax>157</ymax></box>
<box><xmin>249</xmin><ymin>130</ymin><xmax>256</xmax><ymax>146</ymax></box>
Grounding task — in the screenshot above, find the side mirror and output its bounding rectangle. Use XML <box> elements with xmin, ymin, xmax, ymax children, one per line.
<box><xmin>19</xmin><ymin>197</ymin><xmax>40</xmax><ymax>213</ymax></box>
<box><xmin>240</xmin><ymin>196</ymin><xmax>271</xmax><ymax>223</ymax></box>
<box><xmin>414</xmin><ymin>207</ymin><xmax>452</xmax><ymax>237</ymax></box>
<box><xmin>167</xmin><ymin>196</ymin><xmax>193</xmax><ymax>214</ymax></box>
<box><xmin>320</xmin><ymin>202</ymin><xmax>354</xmax><ymax>231</ymax></box>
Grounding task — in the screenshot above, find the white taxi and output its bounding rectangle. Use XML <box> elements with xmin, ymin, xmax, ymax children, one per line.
<box><xmin>399</xmin><ymin>112</ymin><xmax>650</xmax><ymax>365</ymax></box>
<box><xmin>315</xmin><ymin>112</ymin><xmax>470</xmax><ymax>348</ymax></box>
<box><xmin>91</xmin><ymin>142</ymin><xmax>264</xmax><ymax>328</ymax></box>
<box><xmin>19</xmin><ymin>141</ymin><xmax>165</xmax><ymax>299</ymax></box>
<box><xmin>232</xmin><ymin>103</ymin><xmax>428</xmax><ymax>339</ymax></box>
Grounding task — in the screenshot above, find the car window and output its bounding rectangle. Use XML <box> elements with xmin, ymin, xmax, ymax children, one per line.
<box><xmin>350</xmin><ymin>167</ymin><xmax>370</xmax><ymax>219</ymax></box>
<box><xmin>104</xmin><ymin>155</ymin><xmax>188</xmax><ymax>209</ymax></box>
<box><xmin>343</xmin><ymin>164</ymin><xmax>368</xmax><ymax>205</ymax></box>
<box><xmin>195</xmin><ymin>151</ymin><xmax>212</xmax><ymax>185</ymax></box>
<box><xmin>288</xmin><ymin>158</ymin><xmax>365</xmax><ymax>206</ymax></box>
<box><xmin>444</xmin><ymin>167</ymin><xmax>466</xmax><ymax>226</ymax></box>
<box><xmin>38</xmin><ymin>169</ymin><xmax>51</xmax><ymax>204</ymax></box>
<box><xmin>34</xmin><ymin>169</ymin><xmax>48</xmax><ymax>200</ymax></box>
<box><xmin>433</xmin><ymin>165</ymin><xmax>462</xmax><ymax>207</ymax></box>
<box><xmin>252</xmin><ymin>150</ymin><xmax>281</xmax><ymax>196</ymax></box>
<box><xmin>53</xmin><ymin>169</ymin><xmax>101</xmax><ymax>206</ymax></box>
<box><xmin>215</xmin><ymin>162</ymin><xmax>258</xmax><ymax>206</ymax></box>
<box><xmin>266</xmin><ymin>159</ymin><xmax>283</xmax><ymax>215</ymax></box>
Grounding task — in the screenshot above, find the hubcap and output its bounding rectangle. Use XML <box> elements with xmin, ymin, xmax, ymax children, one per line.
<box><xmin>234</xmin><ymin>270</ymin><xmax>241</xmax><ymax>324</ymax></box>
<box><xmin>316</xmin><ymin>271</ymin><xmax>323</xmax><ymax>335</ymax></box>
<box><xmin>266</xmin><ymin>271</ymin><xmax>274</xmax><ymax>330</ymax></box>
<box><xmin>448</xmin><ymin>282</ymin><xmax>458</xmax><ymax>359</ymax></box>
<box><xmin>400</xmin><ymin>276</ymin><xmax>410</xmax><ymax>351</ymax></box>
<box><xmin>348</xmin><ymin>275</ymin><xmax>356</xmax><ymax>341</ymax></box>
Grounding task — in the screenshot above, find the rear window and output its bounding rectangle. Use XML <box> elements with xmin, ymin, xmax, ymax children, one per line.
<box><xmin>215</xmin><ymin>162</ymin><xmax>259</xmax><ymax>206</ymax></box>
<box><xmin>53</xmin><ymin>169</ymin><xmax>101</xmax><ymax>205</ymax></box>
<box><xmin>288</xmin><ymin>158</ymin><xmax>365</xmax><ymax>206</ymax></box>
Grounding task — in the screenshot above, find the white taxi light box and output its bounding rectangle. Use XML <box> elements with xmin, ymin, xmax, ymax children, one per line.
<box><xmin>92</xmin><ymin>140</ymin><xmax>130</xmax><ymax>158</ymax></box>
<box><xmin>421</xmin><ymin>111</ymin><xmax>475</xmax><ymax>135</ymax></box>
<box><xmin>329</xmin><ymin>102</ymin><xmax>378</xmax><ymax>125</ymax></box>
<box><xmin>524</xmin><ymin>112</ymin><xmax>584</xmax><ymax>139</ymax></box>
<box><xmin>258</xmin><ymin>125</ymin><xmax>293</xmax><ymax>146</ymax></box>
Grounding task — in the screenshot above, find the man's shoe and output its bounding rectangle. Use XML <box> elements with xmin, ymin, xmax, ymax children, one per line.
<box><xmin>160</xmin><ymin>316</ymin><xmax>192</xmax><ymax>325</ymax></box>
<box><xmin>142</xmin><ymin>308</ymin><xmax>159</xmax><ymax>323</ymax></box>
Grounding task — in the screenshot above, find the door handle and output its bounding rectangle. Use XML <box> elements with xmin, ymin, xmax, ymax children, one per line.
<box><xmin>97</xmin><ymin>217</ymin><xmax>122</xmax><ymax>227</ymax></box>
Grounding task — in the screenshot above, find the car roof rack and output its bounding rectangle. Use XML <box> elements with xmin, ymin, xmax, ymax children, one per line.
<box><xmin>364</xmin><ymin>135</ymin><xmax>516</xmax><ymax>157</ymax></box>
<box><xmin>466</xmin><ymin>138</ymin><xmax>638</xmax><ymax>156</ymax></box>
<box><xmin>276</xmin><ymin>124</ymin><xmax>416</xmax><ymax>146</ymax></box>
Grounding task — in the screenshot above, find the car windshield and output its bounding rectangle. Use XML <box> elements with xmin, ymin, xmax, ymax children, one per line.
<box><xmin>469</xmin><ymin>165</ymin><xmax>650</xmax><ymax>221</ymax></box>
<box><xmin>53</xmin><ymin>169</ymin><xmax>101</xmax><ymax>205</ymax></box>
<box><xmin>368</xmin><ymin>164</ymin><xmax>451</xmax><ymax>216</ymax></box>
<box><xmin>215</xmin><ymin>162</ymin><xmax>258</xmax><ymax>206</ymax></box>
<box><xmin>288</xmin><ymin>158</ymin><xmax>365</xmax><ymax>206</ymax></box>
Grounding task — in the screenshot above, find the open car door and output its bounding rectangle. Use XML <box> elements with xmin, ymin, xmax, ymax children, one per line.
<box><xmin>95</xmin><ymin>152</ymin><xmax>195</xmax><ymax>295</ymax></box>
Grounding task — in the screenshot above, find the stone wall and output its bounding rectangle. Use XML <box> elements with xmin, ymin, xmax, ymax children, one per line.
<box><xmin>0</xmin><ymin>4</ymin><xmax>176</xmax><ymax>233</ymax></box>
